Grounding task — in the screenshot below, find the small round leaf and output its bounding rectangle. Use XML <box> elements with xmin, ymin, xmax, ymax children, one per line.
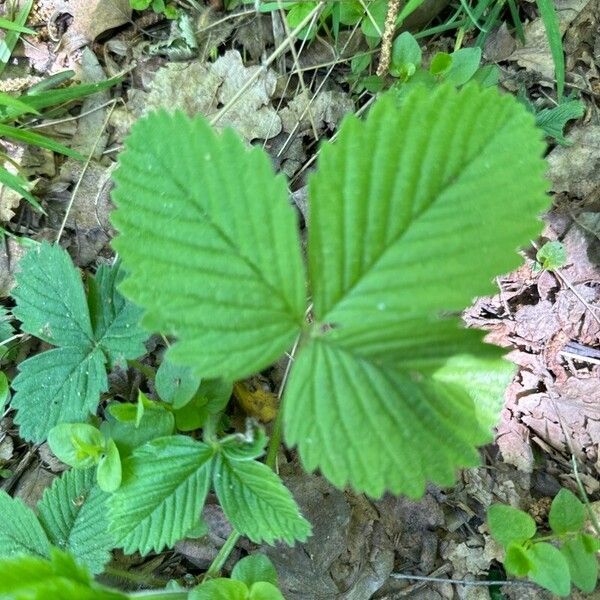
<box><xmin>488</xmin><ymin>504</ymin><xmax>536</xmax><ymax>547</ymax></box>
<box><xmin>48</xmin><ymin>423</ymin><xmax>105</xmax><ymax>469</ymax></box>
<box><xmin>232</xmin><ymin>554</ymin><xmax>278</xmax><ymax>587</ymax></box>
<box><xmin>549</xmin><ymin>488</ymin><xmax>585</xmax><ymax>535</ymax></box>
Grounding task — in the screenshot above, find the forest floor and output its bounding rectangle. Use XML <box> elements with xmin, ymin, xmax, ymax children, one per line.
<box><xmin>0</xmin><ymin>0</ymin><xmax>599</xmax><ymax>598</ymax></box>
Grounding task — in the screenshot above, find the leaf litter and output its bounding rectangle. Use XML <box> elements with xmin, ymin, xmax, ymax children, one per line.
<box><xmin>0</xmin><ymin>0</ymin><xmax>599</xmax><ymax>598</ymax></box>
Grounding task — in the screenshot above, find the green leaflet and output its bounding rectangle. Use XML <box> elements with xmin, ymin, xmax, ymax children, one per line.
<box><xmin>108</xmin><ymin>436</ymin><xmax>214</xmax><ymax>555</ymax></box>
<box><xmin>10</xmin><ymin>244</ymin><xmax>147</xmax><ymax>442</ymax></box>
<box><xmin>37</xmin><ymin>469</ymin><xmax>113</xmax><ymax>574</ymax></box>
<box><xmin>0</xmin><ymin>491</ymin><xmax>50</xmax><ymax>558</ymax></box>
<box><xmin>487</xmin><ymin>504</ymin><xmax>537</xmax><ymax>547</ymax></box>
<box><xmin>548</xmin><ymin>488</ymin><xmax>585</xmax><ymax>535</ymax></box>
<box><xmin>213</xmin><ymin>454</ymin><xmax>311</xmax><ymax>545</ymax></box>
<box><xmin>285</xmin><ymin>84</ymin><xmax>548</xmax><ymax>496</ymax></box>
<box><xmin>526</xmin><ymin>542</ymin><xmax>571</xmax><ymax>597</ymax></box>
<box><xmin>111</xmin><ymin>111</ymin><xmax>306</xmax><ymax>380</ymax></box>
<box><xmin>0</xmin><ymin>548</ymin><xmax>127</xmax><ymax>599</ymax></box>
<box><xmin>111</xmin><ymin>84</ymin><xmax>548</xmax><ymax>498</ymax></box>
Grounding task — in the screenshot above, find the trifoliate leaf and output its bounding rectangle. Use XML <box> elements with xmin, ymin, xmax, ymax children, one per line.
<box><xmin>561</xmin><ymin>534</ymin><xmax>598</xmax><ymax>593</ymax></box>
<box><xmin>0</xmin><ymin>549</ymin><xmax>127</xmax><ymax>599</ymax></box>
<box><xmin>12</xmin><ymin>243</ymin><xmax>93</xmax><ymax>347</ymax></box>
<box><xmin>232</xmin><ymin>554</ymin><xmax>278</xmax><ymax>587</ymax></box>
<box><xmin>109</xmin><ymin>436</ymin><xmax>214</xmax><ymax>555</ymax></box>
<box><xmin>10</xmin><ymin>247</ymin><xmax>146</xmax><ymax>443</ymax></box>
<box><xmin>87</xmin><ymin>262</ymin><xmax>147</xmax><ymax>366</ymax></box>
<box><xmin>286</xmin><ymin>84</ymin><xmax>548</xmax><ymax>497</ymax></box>
<box><xmin>111</xmin><ymin>111</ymin><xmax>306</xmax><ymax>380</ymax></box>
<box><xmin>488</xmin><ymin>504</ymin><xmax>537</xmax><ymax>547</ymax></box>
<box><xmin>526</xmin><ymin>542</ymin><xmax>571</xmax><ymax>597</ymax></box>
<box><xmin>0</xmin><ymin>491</ymin><xmax>50</xmax><ymax>558</ymax></box>
<box><xmin>12</xmin><ymin>347</ymin><xmax>107</xmax><ymax>443</ymax></box>
<box><xmin>37</xmin><ymin>469</ymin><xmax>113</xmax><ymax>575</ymax></box>
<box><xmin>190</xmin><ymin>579</ymin><xmax>248</xmax><ymax>600</ymax></box>
<box><xmin>549</xmin><ymin>488</ymin><xmax>585</xmax><ymax>535</ymax></box>
<box><xmin>213</xmin><ymin>454</ymin><xmax>311</xmax><ymax>545</ymax></box>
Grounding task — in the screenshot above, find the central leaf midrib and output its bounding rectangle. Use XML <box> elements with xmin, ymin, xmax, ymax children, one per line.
<box><xmin>167</xmin><ymin>169</ymin><xmax>302</xmax><ymax>323</ymax></box>
<box><xmin>318</xmin><ymin>112</ymin><xmax>519</xmax><ymax>323</ymax></box>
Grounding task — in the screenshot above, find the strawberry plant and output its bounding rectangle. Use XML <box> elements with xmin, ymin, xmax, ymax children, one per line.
<box><xmin>488</xmin><ymin>489</ymin><xmax>600</xmax><ymax>596</ymax></box>
<box><xmin>1</xmin><ymin>81</ymin><xmax>553</xmax><ymax>594</ymax></box>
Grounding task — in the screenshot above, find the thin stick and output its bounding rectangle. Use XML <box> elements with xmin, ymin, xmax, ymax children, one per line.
<box><xmin>209</xmin><ymin>1</ymin><xmax>325</xmax><ymax>127</ymax></box>
<box><xmin>390</xmin><ymin>573</ymin><xmax>537</xmax><ymax>587</ymax></box>
<box><xmin>55</xmin><ymin>102</ymin><xmax>116</xmax><ymax>243</ymax></box>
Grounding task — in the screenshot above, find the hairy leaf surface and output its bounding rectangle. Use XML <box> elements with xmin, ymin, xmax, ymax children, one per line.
<box><xmin>286</xmin><ymin>84</ymin><xmax>548</xmax><ymax>496</ymax></box>
<box><xmin>37</xmin><ymin>469</ymin><xmax>113</xmax><ymax>574</ymax></box>
<box><xmin>213</xmin><ymin>454</ymin><xmax>311</xmax><ymax>545</ymax></box>
<box><xmin>11</xmin><ymin>245</ymin><xmax>146</xmax><ymax>442</ymax></box>
<box><xmin>111</xmin><ymin>111</ymin><xmax>306</xmax><ymax>380</ymax></box>
<box><xmin>12</xmin><ymin>242</ymin><xmax>92</xmax><ymax>347</ymax></box>
<box><xmin>11</xmin><ymin>347</ymin><xmax>107</xmax><ymax>442</ymax></box>
<box><xmin>109</xmin><ymin>436</ymin><xmax>214</xmax><ymax>555</ymax></box>
<box><xmin>0</xmin><ymin>491</ymin><xmax>50</xmax><ymax>558</ymax></box>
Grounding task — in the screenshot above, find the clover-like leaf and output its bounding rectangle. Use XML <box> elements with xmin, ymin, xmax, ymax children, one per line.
<box><xmin>285</xmin><ymin>84</ymin><xmax>548</xmax><ymax>497</ymax></box>
<box><xmin>111</xmin><ymin>111</ymin><xmax>306</xmax><ymax>381</ymax></box>
<box><xmin>488</xmin><ymin>504</ymin><xmax>537</xmax><ymax>547</ymax></box>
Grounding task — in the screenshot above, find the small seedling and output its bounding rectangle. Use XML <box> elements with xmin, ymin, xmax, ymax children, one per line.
<box><xmin>488</xmin><ymin>489</ymin><xmax>600</xmax><ymax>596</ymax></box>
<box><xmin>534</xmin><ymin>240</ymin><xmax>567</xmax><ymax>271</ymax></box>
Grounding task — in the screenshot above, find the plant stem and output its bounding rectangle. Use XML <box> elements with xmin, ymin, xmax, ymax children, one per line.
<box><xmin>204</xmin><ymin>530</ymin><xmax>242</xmax><ymax>579</ymax></box>
<box><xmin>204</xmin><ymin>331</ymin><xmax>304</xmax><ymax>579</ymax></box>
<box><xmin>128</xmin><ymin>592</ymin><xmax>188</xmax><ymax>600</ymax></box>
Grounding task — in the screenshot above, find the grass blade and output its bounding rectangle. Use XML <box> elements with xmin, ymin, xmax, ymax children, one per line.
<box><xmin>0</xmin><ymin>166</ymin><xmax>44</xmax><ymax>213</ymax></box>
<box><xmin>536</xmin><ymin>0</ymin><xmax>565</xmax><ymax>99</ymax></box>
<box><xmin>0</xmin><ymin>123</ymin><xmax>84</xmax><ymax>160</ymax></box>
<box><xmin>0</xmin><ymin>0</ymin><xmax>33</xmax><ymax>75</ymax></box>
<box><xmin>0</xmin><ymin>17</ymin><xmax>36</xmax><ymax>35</ymax></box>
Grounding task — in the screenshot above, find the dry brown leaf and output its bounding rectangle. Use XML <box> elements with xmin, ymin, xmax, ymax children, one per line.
<box><xmin>233</xmin><ymin>379</ymin><xmax>278</xmax><ymax>423</ymax></box>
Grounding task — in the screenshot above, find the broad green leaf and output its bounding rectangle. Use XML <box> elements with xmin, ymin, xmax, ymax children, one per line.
<box><xmin>103</xmin><ymin>401</ymin><xmax>175</xmax><ymax>458</ymax></box>
<box><xmin>286</xmin><ymin>84</ymin><xmax>548</xmax><ymax>496</ymax></box>
<box><xmin>535</xmin><ymin>241</ymin><xmax>567</xmax><ymax>271</ymax></box>
<box><xmin>232</xmin><ymin>554</ymin><xmax>278</xmax><ymax>587</ymax></box>
<box><xmin>430</xmin><ymin>52</ymin><xmax>452</xmax><ymax>75</ymax></box>
<box><xmin>48</xmin><ymin>423</ymin><xmax>105</xmax><ymax>469</ymax></box>
<box><xmin>286</xmin><ymin>339</ymin><xmax>488</xmax><ymax>497</ymax></box>
<box><xmin>488</xmin><ymin>504</ymin><xmax>537</xmax><ymax>547</ymax></box>
<box><xmin>0</xmin><ymin>549</ymin><xmax>127</xmax><ymax>599</ymax></box>
<box><xmin>12</xmin><ymin>243</ymin><xmax>92</xmax><ymax>347</ymax></box>
<box><xmin>445</xmin><ymin>47</ymin><xmax>482</xmax><ymax>86</ymax></box>
<box><xmin>87</xmin><ymin>262</ymin><xmax>147</xmax><ymax>366</ymax></box>
<box><xmin>109</xmin><ymin>436</ymin><xmax>214</xmax><ymax>555</ymax></box>
<box><xmin>191</xmin><ymin>579</ymin><xmax>248</xmax><ymax>600</ymax></box>
<box><xmin>213</xmin><ymin>454</ymin><xmax>311</xmax><ymax>545</ymax></box>
<box><xmin>526</xmin><ymin>542</ymin><xmax>571</xmax><ymax>597</ymax></box>
<box><xmin>155</xmin><ymin>358</ymin><xmax>201</xmax><ymax>409</ymax></box>
<box><xmin>390</xmin><ymin>32</ymin><xmax>421</xmax><ymax>80</ymax></box>
<box><xmin>97</xmin><ymin>439</ymin><xmax>122</xmax><ymax>493</ymax></box>
<box><xmin>549</xmin><ymin>488</ymin><xmax>585</xmax><ymax>535</ymax></box>
<box><xmin>174</xmin><ymin>378</ymin><xmax>232</xmax><ymax>431</ymax></box>
<box><xmin>561</xmin><ymin>534</ymin><xmax>598</xmax><ymax>593</ymax></box>
<box><xmin>249</xmin><ymin>582</ymin><xmax>285</xmax><ymax>600</ymax></box>
<box><xmin>12</xmin><ymin>346</ymin><xmax>107</xmax><ymax>442</ymax></box>
<box><xmin>0</xmin><ymin>491</ymin><xmax>50</xmax><ymax>558</ymax></box>
<box><xmin>581</xmin><ymin>533</ymin><xmax>600</xmax><ymax>553</ymax></box>
<box><xmin>37</xmin><ymin>469</ymin><xmax>113</xmax><ymax>574</ymax></box>
<box><xmin>504</xmin><ymin>543</ymin><xmax>532</xmax><ymax>577</ymax></box>
<box><xmin>111</xmin><ymin>111</ymin><xmax>306</xmax><ymax>380</ymax></box>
